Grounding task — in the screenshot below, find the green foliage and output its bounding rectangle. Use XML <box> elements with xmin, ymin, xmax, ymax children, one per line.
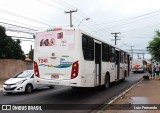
<box><xmin>147</xmin><ymin>31</ymin><xmax>160</xmax><ymax>61</ymax></box>
<box><xmin>29</xmin><ymin>49</ymin><xmax>34</xmax><ymax>60</ymax></box>
<box><xmin>0</xmin><ymin>25</ymin><xmax>26</xmax><ymax>60</ymax></box>
<box><xmin>0</xmin><ymin>25</ymin><xmax>6</xmax><ymax>36</ymax></box>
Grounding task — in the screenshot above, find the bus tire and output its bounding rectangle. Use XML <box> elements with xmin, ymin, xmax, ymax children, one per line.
<box><xmin>121</xmin><ymin>71</ymin><xmax>126</xmax><ymax>82</ymax></box>
<box><xmin>71</xmin><ymin>87</ymin><xmax>79</xmax><ymax>89</ymax></box>
<box><xmin>49</xmin><ymin>85</ymin><xmax>55</xmax><ymax>89</ymax></box>
<box><xmin>101</xmin><ymin>74</ymin><xmax>110</xmax><ymax>90</ymax></box>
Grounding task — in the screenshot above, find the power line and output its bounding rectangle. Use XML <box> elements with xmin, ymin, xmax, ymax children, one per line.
<box><xmin>81</xmin><ymin>9</ymin><xmax>160</xmax><ymax>26</ymax></box>
<box><xmin>0</xmin><ymin>35</ymin><xmax>34</xmax><ymax>41</ymax></box>
<box><xmin>13</xmin><ymin>38</ymin><xmax>34</xmax><ymax>42</ymax></box>
<box><xmin>36</xmin><ymin>0</ymin><xmax>114</xmax><ymax>38</ymax></box>
<box><xmin>37</xmin><ymin>0</ymin><xmax>65</xmax><ymax>11</ymax></box>
<box><xmin>51</xmin><ymin>0</ymin><xmax>75</xmax><ymax>10</ymax></box>
<box><xmin>0</xmin><ymin>8</ymin><xmax>54</xmax><ymax>27</ymax></box>
<box><xmin>51</xmin><ymin>0</ymin><xmax>85</xmax><ymax>18</ymax></box>
<box><xmin>6</xmin><ymin>29</ymin><xmax>34</xmax><ymax>35</ymax></box>
<box><xmin>49</xmin><ymin>0</ymin><xmax>107</xmax><ymax>36</ymax></box>
<box><xmin>38</xmin><ymin>0</ymin><xmax>86</xmax><ymax>29</ymax></box>
<box><xmin>0</xmin><ymin>16</ymin><xmax>63</xmax><ymax>31</ymax></box>
<box><xmin>92</xmin><ymin>13</ymin><xmax>160</xmax><ymax>32</ymax></box>
<box><xmin>121</xmin><ymin>37</ymin><xmax>152</xmax><ymax>39</ymax></box>
<box><xmin>37</xmin><ymin>0</ymin><xmax>84</xmax><ymax>28</ymax></box>
<box><xmin>0</xmin><ymin>21</ymin><xmax>38</xmax><ymax>31</ymax></box>
<box><xmin>10</xmin><ymin>36</ymin><xmax>34</xmax><ymax>40</ymax></box>
<box><xmin>0</xmin><ymin>17</ymin><xmax>39</xmax><ymax>29</ymax></box>
<box><xmin>126</xmin><ymin>49</ymin><xmax>147</xmax><ymax>51</ymax></box>
<box><xmin>120</xmin><ymin>34</ymin><xmax>152</xmax><ymax>39</ymax></box>
<box><xmin>121</xmin><ymin>22</ymin><xmax>160</xmax><ymax>33</ymax></box>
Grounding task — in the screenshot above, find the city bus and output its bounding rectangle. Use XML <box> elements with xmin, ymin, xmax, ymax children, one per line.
<box><xmin>34</xmin><ymin>28</ymin><xmax>130</xmax><ymax>89</ymax></box>
<box><xmin>131</xmin><ymin>59</ymin><xmax>147</xmax><ymax>73</ymax></box>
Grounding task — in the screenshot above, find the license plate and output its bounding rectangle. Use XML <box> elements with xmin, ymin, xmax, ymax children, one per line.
<box><xmin>49</xmin><ymin>81</ymin><xmax>59</xmax><ymax>85</ymax></box>
<box><xmin>51</xmin><ymin>75</ymin><xmax>59</xmax><ymax>79</ymax></box>
<box><xmin>6</xmin><ymin>85</ymin><xmax>11</xmax><ymax>89</ymax></box>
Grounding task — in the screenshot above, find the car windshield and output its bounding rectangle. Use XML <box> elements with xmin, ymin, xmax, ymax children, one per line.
<box><xmin>13</xmin><ymin>70</ymin><xmax>33</xmax><ymax>78</ymax></box>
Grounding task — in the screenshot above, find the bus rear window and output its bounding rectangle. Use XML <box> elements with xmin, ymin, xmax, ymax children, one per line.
<box><xmin>35</xmin><ymin>30</ymin><xmax>75</xmax><ymax>51</ymax></box>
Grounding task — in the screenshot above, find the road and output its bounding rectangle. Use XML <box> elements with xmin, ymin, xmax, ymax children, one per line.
<box><xmin>0</xmin><ymin>72</ymin><xmax>146</xmax><ymax>113</ymax></box>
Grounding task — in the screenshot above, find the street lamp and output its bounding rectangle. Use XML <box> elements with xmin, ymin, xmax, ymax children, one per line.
<box><xmin>77</xmin><ymin>18</ymin><xmax>90</xmax><ymax>27</ymax></box>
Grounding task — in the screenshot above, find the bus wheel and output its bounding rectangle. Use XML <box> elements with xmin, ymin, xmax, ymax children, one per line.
<box><xmin>122</xmin><ymin>71</ymin><xmax>126</xmax><ymax>82</ymax></box>
<box><xmin>101</xmin><ymin>74</ymin><xmax>110</xmax><ymax>90</ymax></box>
<box><xmin>71</xmin><ymin>87</ymin><xmax>79</xmax><ymax>89</ymax></box>
<box><xmin>49</xmin><ymin>85</ymin><xmax>55</xmax><ymax>89</ymax></box>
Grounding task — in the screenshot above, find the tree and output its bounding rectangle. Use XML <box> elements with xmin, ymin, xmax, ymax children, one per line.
<box><xmin>0</xmin><ymin>25</ymin><xmax>26</xmax><ymax>60</ymax></box>
<box><xmin>147</xmin><ymin>31</ymin><xmax>160</xmax><ymax>61</ymax></box>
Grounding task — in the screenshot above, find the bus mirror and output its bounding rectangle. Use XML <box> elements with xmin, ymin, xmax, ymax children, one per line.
<box><xmin>33</xmin><ymin>35</ymin><xmax>35</xmax><ymax>39</ymax></box>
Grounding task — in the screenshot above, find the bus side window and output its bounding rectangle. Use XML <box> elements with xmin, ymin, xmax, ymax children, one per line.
<box><xmin>82</xmin><ymin>35</ymin><xmax>87</xmax><ymax>48</ymax></box>
<box><xmin>82</xmin><ymin>34</ymin><xmax>94</xmax><ymax>61</ymax></box>
<box><xmin>102</xmin><ymin>43</ymin><xmax>110</xmax><ymax>62</ymax></box>
<box><xmin>110</xmin><ymin>46</ymin><xmax>115</xmax><ymax>62</ymax></box>
<box><xmin>120</xmin><ymin>51</ymin><xmax>124</xmax><ymax>63</ymax></box>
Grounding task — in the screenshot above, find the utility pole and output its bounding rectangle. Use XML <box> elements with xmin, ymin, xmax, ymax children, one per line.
<box><xmin>129</xmin><ymin>46</ymin><xmax>134</xmax><ymax>60</ymax></box>
<box><xmin>137</xmin><ymin>53</ymin><xmax>140</xmax><ymax>59</ymax></box>
<box><xmin>30</xmin><ymin>45</ymin><xmax>32</xmax><ymax>51</ymax></box>
<box><xmin>111</xmin><ymin>32</ymin><xmax>121</xmax><ymax>45</ymax></box>
<box><xmin>137</xmin><ymin>53</ymin><xmax>145</xmax><ymax>59</ymax></box>
<box><xmin>142</xmin><ymin>53</ymin><xmax>145</xmax><ymax>59</ymax></box>
<box><xmin>65</xmin><ymin>9</ymin><xmax>77</xmax><ymax>27</ymax></box>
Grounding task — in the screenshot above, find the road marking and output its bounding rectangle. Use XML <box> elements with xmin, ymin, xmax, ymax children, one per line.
<box><xmin>97</xmin><ymin>79</ymin><xmax>143</xmax><ymax>113</ymax></box>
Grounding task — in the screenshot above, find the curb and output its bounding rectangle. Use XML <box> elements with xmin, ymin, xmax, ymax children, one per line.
<box><xmin>97</xmin><ymin>79</ymin><xmax>143</xmax><ymax>113</ymax></box>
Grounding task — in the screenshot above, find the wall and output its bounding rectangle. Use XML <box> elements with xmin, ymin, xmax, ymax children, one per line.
<box><xmin>0</xmin><ymin>59</ymin><xmax>33</xmax><ymax>80</ymax></box>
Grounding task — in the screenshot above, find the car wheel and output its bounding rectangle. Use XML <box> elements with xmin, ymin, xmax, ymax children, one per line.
<box><xmin>49</xmin><ymin>85</ymin><xmax>55</xmax><ymax>89</ymax></box>
<box><xmin>25</xmin><ymin>84</ymin><xmax>33</xmax><ymax>93</ymax></box>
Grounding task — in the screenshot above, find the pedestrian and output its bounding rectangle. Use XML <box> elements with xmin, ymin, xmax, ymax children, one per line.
<box><xmin>155</xmin><ymin>63</ymin><xmax>160</xmax><ymax>79</ymax></box>
<box><xmin>148</xmin><ymin>64</ymin><xmax>152</xmax><ymax>79</ymax></box>
<box><xmin>152</xmin><ymin>65</ymin><xmax>156</xmax><ymax>79</ymax></box>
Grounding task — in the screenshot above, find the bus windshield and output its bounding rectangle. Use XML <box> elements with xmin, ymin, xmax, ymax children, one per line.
<box><xmin>35</xmin><ymin>30</ymin><xmax>75</xmax><ymax>51</ymax></box>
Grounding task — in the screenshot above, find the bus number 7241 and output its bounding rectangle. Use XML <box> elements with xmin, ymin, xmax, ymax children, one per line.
<box><xmin>38</xmin><ymin>59</ymin><xmax>48</xmax><ymax>63</ymax></box>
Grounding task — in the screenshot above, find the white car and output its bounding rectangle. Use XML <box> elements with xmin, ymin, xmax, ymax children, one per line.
<box><xmin>3</xmin><ymin>70</ymin><xmax>55</xmax><ymax>94</ymax></box>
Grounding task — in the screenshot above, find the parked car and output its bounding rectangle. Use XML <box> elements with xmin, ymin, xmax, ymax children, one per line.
<box><xmin>3</xmin><ymin>70</ymin><xmax>55</xmax><ymax>94</ymax></box>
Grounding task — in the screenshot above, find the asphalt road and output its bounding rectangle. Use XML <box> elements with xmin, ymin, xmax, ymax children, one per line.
<box><xmin>0</xmin><ymin>72</ymin><xmax>146</xmax><ymax>113</ymax></box>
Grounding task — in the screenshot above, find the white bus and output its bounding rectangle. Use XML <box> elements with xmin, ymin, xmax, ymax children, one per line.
<box><xmin>34</xmin><ymin>28</ymin><xmax>130</xmax><ymax>89</ymax></box>
<box><xmin>131</xmin><ymin>59</ymin><xmax>147</xmax><ymax>73</ymax></box>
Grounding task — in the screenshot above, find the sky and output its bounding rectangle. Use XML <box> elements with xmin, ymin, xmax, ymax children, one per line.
<box><xmin>0</xmin><ymin>0</ymin><xmax>160</xmax><ymax>59</ymax></box>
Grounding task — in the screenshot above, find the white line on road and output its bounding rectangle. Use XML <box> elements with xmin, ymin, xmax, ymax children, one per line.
<box><xmin>96</xmin><ymin>79</ymin><xmax>143</xmax><ymax>113</ymax></box>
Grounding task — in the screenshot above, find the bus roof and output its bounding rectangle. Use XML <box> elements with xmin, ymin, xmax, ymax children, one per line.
<box><xmin>35</xmin><ymin>27</ymin><xmax>129</xmax><ymax>54</ymax></box>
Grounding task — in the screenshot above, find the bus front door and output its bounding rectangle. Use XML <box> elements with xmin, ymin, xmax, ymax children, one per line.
<box><xmin>95</xmin><ymin>42</ymin><xmax>101</xmax><ymax>85</ymax></box>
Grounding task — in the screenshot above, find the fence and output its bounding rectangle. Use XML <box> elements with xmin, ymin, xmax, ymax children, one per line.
<box><xmin>0</xmin><ymin>59</ymin><xmax>33</xmax><ymax>80</ymax></box>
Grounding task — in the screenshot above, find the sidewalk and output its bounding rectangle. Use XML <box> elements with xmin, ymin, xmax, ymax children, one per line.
<box><xmin>99</xmin><ymin>79</ymin><xmax>160</xmax><ymax>113</ymax></box>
